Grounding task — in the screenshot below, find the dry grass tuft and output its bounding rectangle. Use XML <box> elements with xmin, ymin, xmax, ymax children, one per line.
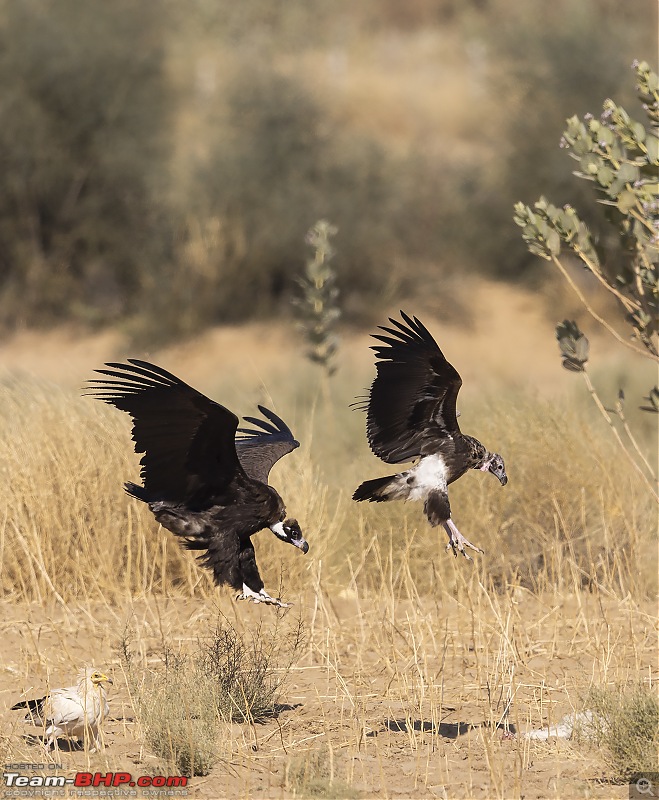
<box><xmin>130</xmin><ymin>658</ymin><xmax>220</xmax><ymax>777</ymax></box>
<box><xmin>285</xmin><ymin>744</ymin><xmax>358</xmax><ymax>798</ymax></box>
<box><xmin>120</xmin><ymin>614</ymin><xmax>304</xmax><ymax>775</ymax></box>
<box><xmin>585</xmin><ymin>682</ymin><xmax>659</xmax><ymax>782</ymax></box>
<box><xmin>196</xmin><ymin>615</ymin><xmax>306</xmax><ymax>723</ymax></box>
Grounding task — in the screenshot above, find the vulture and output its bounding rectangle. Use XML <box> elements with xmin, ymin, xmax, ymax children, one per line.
<box><xmin>353</xmin><ymin>311</ymin><xmax>507</xmax><ymax>559</ymax></box>
<box><xmin>11</xmin><ymin>667</ymin><xmax>112</xmax><ymax>751</ymax></box>
<box><xmin>87</xmin><ymin>359</ymin><xmax>308</xmax><ymax>607</ymax></box>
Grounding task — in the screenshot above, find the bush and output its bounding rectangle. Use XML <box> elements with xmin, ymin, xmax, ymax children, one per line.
<box><xmin>122</xmin><ymin>615</ymin><xmax>304</xmax><ymax>775</ymax></box>
<box><xmin>286</xmin><ymin>745</ymin><xmax>357</xmax><ymax>799</ymax></box>
<box><xmin>513</xmin><ymin>61</ymin><xmax>658</xmax><ymax>502</ymax></box>
<box><xmin>586</xmin><ymin>683</ymin><xmax>659</xmax><ymax>781</ymax></box>
<box><xmin>197</xmin><ymin>616</ymin><xmax>305</xmax><ymax>723</ymax></box>
<box><xmin>451</xmin><ymin>0</ymin><xmax>655</xmax><ymax>280</ymax></box>
<box><xmin>178</xmin><ymin>66</ymin><xmax>440</xmax><ymax>327</ymax></box>
<box><xmin>0</xmin><ymin>0</ymin><xmax>172</xmax><ymax>330</ymax></box>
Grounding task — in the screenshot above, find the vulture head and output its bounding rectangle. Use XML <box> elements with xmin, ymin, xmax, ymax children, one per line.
<box><xmin>88</xmin><ymin>669</ymin><xmax>114</xmax><ymax>689</ymax></box>
<box><xmin>481</xmin><ymin>453</ymin><xmax>508</xmax><ymax>486</ymax></box>
<box><xmin>270</xmin><ymin>518</ymin><xmax>309</xmax><ymax>553</ymax></box>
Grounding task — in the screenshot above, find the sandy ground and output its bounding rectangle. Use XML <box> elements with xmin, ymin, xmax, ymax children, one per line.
<box><xmin>2</xmin><ymin>589</ymin><xmax>655</xmax><ymax>800</ymax></box>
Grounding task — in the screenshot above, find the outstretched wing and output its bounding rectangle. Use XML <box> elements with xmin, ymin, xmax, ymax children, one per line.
<box><xmin>86</xmin><ymin>359</ymin><xmax>243</xmax><ymax>504</ymax></box>
<box><xmin>359</xmin><ymin>311</ymin><xmax>462</xmax><ymax>464</ymax></box>
<box><xmin>235</xmin><ymin>405</ymin><xmax>299</xmax><ymax>484</ymax></box>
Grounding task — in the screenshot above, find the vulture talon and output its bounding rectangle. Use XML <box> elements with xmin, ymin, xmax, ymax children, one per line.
<box><xmin>237</xmin><ymin>585</ymin><xmax>291</xmax><ymax>607</ymax></box>
<box><xmin>444</xmin><ymin>519</ymin><xmax>483</xmax><ymax>560</ymax></box>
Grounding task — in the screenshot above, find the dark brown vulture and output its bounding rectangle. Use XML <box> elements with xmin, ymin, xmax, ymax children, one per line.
<box><xmin>87</xmin><ymin>360</ymin><xmax>308</xmax><ymax>606</ymax></box>
<box><xmin>353</xmin><ymin>312</ymin><xmax>507</xmax><ymax>559</ymax></box>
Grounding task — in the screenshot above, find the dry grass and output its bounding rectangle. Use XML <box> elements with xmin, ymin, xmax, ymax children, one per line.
<box><xmin>0</xmin><ymin>361</ymin><xmax>654</xmax><ymax>605</ymax></box>
<box><xmin>1</xmin><ymin>317</ymin><xmax>657</xmax><ymax>797</ymax></box>
<box><xmin>584</xmin><ymin>683</ymin><xmax>659</xmax><ymax>782</ymax></box>
<box><xmin>120</xmin><ymin>616</ymin><xmax>304</xmax><ymax>777</ymax></box>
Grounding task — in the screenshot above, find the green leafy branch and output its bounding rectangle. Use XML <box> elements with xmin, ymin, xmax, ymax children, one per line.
<box><xmin>515</xmin><ymin>61</ymin><xmax>658</xmax><ymax>501</ymax></box>
<box><xmin>514</xmin><ymin>60</ymin><xmax>659</xmax><ymax>362</ymax></box>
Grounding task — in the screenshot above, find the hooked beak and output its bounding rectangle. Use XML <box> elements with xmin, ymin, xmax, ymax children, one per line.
<box><xmin>269</xmin><ymin>520</ymin><xmax>309</xmax><ymax>554</ymax></box>
<box><xmin>488</xmin><ymin>462</ymin><xmax>508</xmax><ymax>486</ymax></box>
<box><xmin>290</xmin><ymin>537</ymin><xmax>309</xmax><ymax>554</ymax></box>
<box><xmin>481</xmin><ymin>457</ymin><xmax>507</xmax><ymax>486</ymax></box>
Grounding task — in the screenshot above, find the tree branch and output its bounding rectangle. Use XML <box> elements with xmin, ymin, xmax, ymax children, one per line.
<box><xmin>550</xmin><ymin>255</ymin><xmax>658</xmax><ymax>362</ymax></box>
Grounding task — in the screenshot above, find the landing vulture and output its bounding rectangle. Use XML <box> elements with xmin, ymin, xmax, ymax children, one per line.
<box><xmin>11</xmin><ymin>667</ymin><xmax>112</xmax><ymax>751</ymax></box>
<box><xmin>87</xmin><ymin>360</ymin><xmax>308</xmax><ymax>606</ymax></box>
<box><xmin>353</xmin><ymin>312</ymin><xmax>507</xmax><ymax>558</ymax></box>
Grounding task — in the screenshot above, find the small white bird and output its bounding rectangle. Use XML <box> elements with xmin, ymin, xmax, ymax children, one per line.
<box><xmin>11</xmin><ymin>667</ymin><xmax>113</xmax><ymax>751</ymax></box>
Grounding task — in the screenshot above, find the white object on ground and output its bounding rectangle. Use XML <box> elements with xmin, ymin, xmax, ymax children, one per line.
<box><xmin>525</xmin><ymin>710</ymin><xmax>603</xmax><ymax>741</ymax></box>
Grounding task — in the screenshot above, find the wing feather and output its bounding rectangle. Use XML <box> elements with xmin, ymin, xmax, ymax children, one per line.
<box><xmin>86</xmin><ymin>359</ymin><xmax>243</xmax><ymax>505</ymax></box>
<box><xmin>50</xmin><ymin>691</ymin><xmax>88</xmax><ymax>725</ymax></box>
<box><xmin>361</xmin><ymin>311</ymin><xmax>463</xmax><ymax>464</ymax></box>
<box><xmin>236</xmin><ymin>405</ymin><xmax>299</xmax><ymax>484</ymax></box>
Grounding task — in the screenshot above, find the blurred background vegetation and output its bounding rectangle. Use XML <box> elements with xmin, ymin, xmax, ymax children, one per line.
<box><xmin>0</xmin><ymin>0</ymin><xmax>654</xmax><ymax>344</ymax></box>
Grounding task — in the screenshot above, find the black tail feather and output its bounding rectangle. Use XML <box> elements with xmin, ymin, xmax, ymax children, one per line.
<box><xmin>11</xmin><ymin>697</ymin><xmax>45</xmax><ymax>714</ymax></box>
<box><xmin>353</xmin><ymin>475</ymin><xmax>397</xmax><ymax>502</ymax></box>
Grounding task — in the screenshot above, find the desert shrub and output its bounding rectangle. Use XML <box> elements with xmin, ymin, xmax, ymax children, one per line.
<box><xmin>514</xmin><ymin>61</ymin><xmax>658</xmax><ymax>508</ymax></box>
<box><xmin>197</xmin><ymin>616</ymin><xmax>305</xmax><ymax>723</ymax></box>
<box><xmin>585</xmin><ymin>683</ymin><xmax>659</xmax><ymax>781</ymax></box>
<box><xmin>515</xmin><ymin>61</ymin><xmax>658</xmax><ymax>354</ymax></box>
<box><xmin>122</xmin><ymin>615</ymin><xmax>304</xmax><ymax>775</ymax></box>
<box><xmin>0</xmin><ymin>0</ymin><xmax>173</xmax><ymax>330</ymax></box>
<box><xmin>179</xmin><ymin>66</ymin><xmax>437</xmax><ymax>327</ymax></box>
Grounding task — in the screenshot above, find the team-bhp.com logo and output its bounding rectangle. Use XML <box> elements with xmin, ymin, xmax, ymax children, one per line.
<box><xmin>3</xmin><ymin>771</ymin><xmax>187</xmax><ymax>789</ymax></box>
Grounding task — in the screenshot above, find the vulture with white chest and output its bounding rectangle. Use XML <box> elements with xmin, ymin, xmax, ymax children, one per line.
<box><xmin>353</xmin><ymin>311</ymin><xmax>507</xmax><ymax>558</ymax></box>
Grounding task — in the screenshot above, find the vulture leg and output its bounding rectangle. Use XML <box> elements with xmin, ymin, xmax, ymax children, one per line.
<box><xmin>424</xmin><ymin>489</ymin><xmax>482</xmax><ymax>559</ymax></box>
<box><xmin>443</xmin><ymin>519</ymin><xmax>484</xmax><ymax>560</ymax></box>
<box><xmin>43</xmin><ymin>727</ymin><xmax>59</xmax><ymax>750</ymax></box>
<box><xmin>87</xmin><ymin>722</ymin><xmax>103</xmax><ymax>752</ymax></box>
<box><xmin>237</xmin><ymin>584</ymin><xmax>292</xmax><ymax>607</ymax></box>
<box><xmin>235</xmin><ymin>541</ymin><xmax>292</xmax><ymax>607</ymax></box>
<box><xmin>238</xmin><ymin>540</ymin><xmax>264</xmax><ymax>593</ymax></box>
